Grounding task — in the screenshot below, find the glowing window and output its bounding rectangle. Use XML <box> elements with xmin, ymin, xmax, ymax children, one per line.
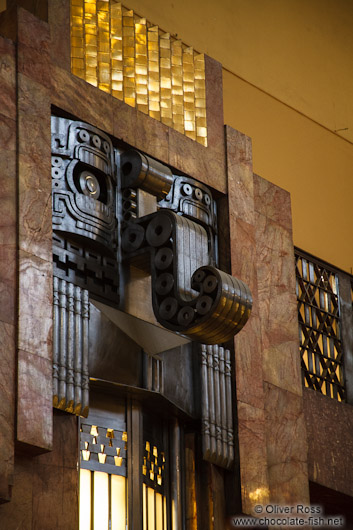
<box><xmin>79</xmin><ymin>419</ymin><xmax>128</xmax><ymax>530</ymax></box>
<box><xmin>295</xmin><ymin>250</ymin><xmax>345</xmax><ymax>401</ymax></box>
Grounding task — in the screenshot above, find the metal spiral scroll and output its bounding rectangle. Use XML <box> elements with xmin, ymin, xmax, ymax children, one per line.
<box><xmin>122</xmin><ymin>210</ymin><xmax>252</xmax><ymax>344</ymax></box>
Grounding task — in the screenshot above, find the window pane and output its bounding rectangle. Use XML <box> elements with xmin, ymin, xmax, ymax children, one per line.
<box><xmin>143</xmin><ymin>484</ymin><xmax>147</xmax><ymax>530</ymax></box>
<box><xmin>156</xmin><ymin>492</ymin><xmax>163</xmax><ymax>530</ymax></box>
<box><xmin>79</xmin><ymin>469</ymin><xmax>91</xmax><ymax>530</ymax></box>
<box><xmin>94</xmin><ymin>471</ymin><xmax>109</xmax><ymax>530</ymax></box>
<box><xmin>147</xmin><ymin>487</ymin><xmax>155</xmax><ymax>530</ymax></box>
<box><xmin>111</xmin><ymin>474</ymin><xmax>126</xmax><ymax>530</ymax></box>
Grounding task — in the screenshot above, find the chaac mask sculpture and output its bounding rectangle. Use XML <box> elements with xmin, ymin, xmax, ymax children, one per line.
<box><xmin>51</xmin><ymin>117</ymin><xmax>120</xmax><ymax>416</ymax></box>
<box><xmin>50</xmin><ymin>116</ymin><xmax>252</xmax><ymax>434</ymax></box>
<box><xmin>120</xmin><ymin>149</ymin><xmax>252</xmax><ymax>344</ymax></box>
<box><xmin>51</xmin><ymin>116</ymin><xmax>119</xmax><ymax>305</ymax></box>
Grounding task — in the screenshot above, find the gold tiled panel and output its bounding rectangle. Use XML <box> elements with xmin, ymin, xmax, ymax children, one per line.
<box><xmin>70</xmin><ymin>0</ymin><xmax>207</xmax><ymax>146</ymax></box>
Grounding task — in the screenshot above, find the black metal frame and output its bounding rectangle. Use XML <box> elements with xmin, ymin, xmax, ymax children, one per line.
<box><xmin>295</xmin><ymin>248</ymin><xmax>353</xmax><ymax>402</ymax></box>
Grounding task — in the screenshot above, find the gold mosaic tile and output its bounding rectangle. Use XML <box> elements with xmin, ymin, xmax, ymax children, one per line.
<box><xmin>70</xmin><ymin>0</ymin><xmax>207</xmax><ymax>145</ymax></box>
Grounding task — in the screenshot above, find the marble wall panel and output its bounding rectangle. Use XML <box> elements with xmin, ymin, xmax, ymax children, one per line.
<box><xmin>226</xmin><ymin>126</ymin><xmax>270</xmax><ymax>515</ymax></box>
<box><xmin>226</xmin><ymin>126</ymin><xmax>255</xmax><ymax>225</ymax></box>
<box><xmin>17</xmin><ymin>74</ymin><xmax>51</xmax><ymax>261</ymax></box>
<box><xmin>227</xmin><ymin>127</ymin><xmax>310</xmax><ymax>513</ymax></box>
<box><xmin>48</xmin><ymin>0</ymin><xmax>70</xmax><ymax>70</ymax></box>
<box><xmin>0</xmin><ymin>413</ymin><xmax>79</xmax><ymax>529</ymax></box>
<box><xmin>0</xmin><ymin>115</ymin><xmax>16</xmax><ymax>325</ymax></box>
<box><xmin>304</xmin><ymin>387</ymin><xmax>353</xmax><ymax>497</ymax></box>
<box><xmin>236</xmin><ymin>401</ymin><xmax>270</xmax><ymax>515</ymax></box>
<box><xmin>254</xmin><ymin>193</ymin><xmax>302</xmax><ymax>394</ymax></box>
<box><xmin>233</xmin><ymin>315</ymin><xmax>264</xmax><ymax>411</ymax></box>
<box><xmin>17</xmin><ymin>349</ymin><xmax>53</xmax><ymax>451</ymax></box>
<box><xmin>32</xmin><ymin>465</ymin><xmax>79</xmax><ymax>530</ymax></box>
<box><xmin>18</xmin><ymin>251</ymin><xmax>52</xmax><ymax>359</ymax></box>
<box><xmin>262</xmin><ymin>340</ymin><xmax>302</xmax><ymax>397</ymax></box>
<box><xmin>229</xmin><ymin>218</ymin><xmax>258</xmax><ymax>312</ymax></box>
<box><xmin>253</xmin><ymin>173</ymin><xmax>293</xmax><ymax>231</ymax></box>
<box><xmin>17</xmin><ymin>22</ymin><xmax>50</xmax><ymax>88</ymax></box>
<box><xmin>37</xmin><ymin>411</ymin><xmax>78</xmax><ymax>470</ymax></box>
<box><xmin>0</xmin><ymin>36</ymin><xmax>16</xmax><ymax>503</ymax></box>
<box><xmin>51</xmin><ymin>65</ymin><xmax>114</xmax><ymax>136</ymax></box>
<box><xmin>0</xmin><ymin>37</ymin><xmax>17</xmax><ymax>119</ymax></box>
<box><xmin>0</xmin><ymin>455</ymin><xmax>33</xmax><ymax>530</ymax></box>
<box><xmin>168</xmin><ymin>127</ymin><xmax>226</xmax><ymax>193</ymax></box>
<box><xmin>205</xmin><ymin>57</ymin><xmax>225</xmax><ymax>155</ymax></box>
<box><xmin>0</xmin><ymin>322</ymin><xmax>15</xmax><ymax>501</ymax></box>
<box><xmin>6</xmin><ymin>0</ymin><xmax>48</xmax><ymax>21</ymax></box>
<box><xmin>254</xmin><ymin>174</ymin><xmax>309</xmax><ymax>506</ymax></box>
<box><xmin>13</xmin><ymin>8</ymin><xmax>54</xmax><ymax>453</ymax></box>
<box><xmin>134</xmin><ymin>108</ymin><xmax>169</xmax><ymax>164</ymax></box>
<box><xmin>264</xmin><ymin>382</ymin><xmax>310</xmax><ymax>505</ymax></box>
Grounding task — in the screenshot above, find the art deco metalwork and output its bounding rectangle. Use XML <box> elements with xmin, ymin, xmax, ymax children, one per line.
<box><xmin>295</xmin><ymin>250</ymin><xmax>345</xmax><ymax>401</ymax></box>
<box><xmin>80</xmin><ymin>421</ymin><xmax>127</xmax><ymax>473</ymax></box>
<box><xmin>70</xmin><ymin>0</ymin><xmax>207</xmax><ymax>145</ymax></box>
<box><xmin>51</xmin><ymin>119</ymin><xmax>251</xmax><ymax>473</ymax></box>
<box><xmin>79</xmin><ymin>417</ymin><xmax>128</xmax><ymax>529</ymax></box>
<box><xmin>51</xmin><ymin>116</ymin><xmax>120</xmax><ymax>416</ymax></box>
<box><xmin>51</xmin><ymin>116</ymin><xmax>119</xmax><ymax>305</ymax></box>
<box><xmin>142</xmin><ymin>413</ymin><xmax>169</xmax><ymax>530</ymax></box>
<box><xmin>121</xmin><ymin>150</ymin><xmax>252</xmax><ymax>344</ymax></box>
<box><xmin>200</xmin><ymin>344</ymin><xmax>234</xmax><ymax>468</ymax></box>
<box><xmin>53</xmin><ymin>277</ymin><xmax>90</xmax><ymax>416</ymax></box>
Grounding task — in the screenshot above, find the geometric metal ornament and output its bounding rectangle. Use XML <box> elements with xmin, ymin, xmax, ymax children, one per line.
<box><xmin>51</xmin><ymin>116</ymin><xmax>119</xmax><ymax>306</ymax></box>
<box><xmin>51</xmin><ymin>116</ymin><xmax>120</xmax><ymax>418</ymax></box>
<box><xmin>53</xmin><ymin>277</ymin><xmax>90</xmax><ymax>417</ymax></box>
<box><xmin>120</xmin><ymin>148</ymin><xmax>252</xmax><ymax>345</ymax></box>
<box><xmin>200</xmin><ymin>344</ymin><xmax>234</xmax><ymax>468</ymax></box>
<box><xmin>295</xmin><ymin>250</ymin><xmax>345</xmax><ymax>401</ymax></box>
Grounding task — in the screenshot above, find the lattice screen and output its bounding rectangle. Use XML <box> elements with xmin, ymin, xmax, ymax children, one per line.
<box><xmin>80</xmin><ymin>421</ymin><xmax>127</xmax><ymax>475</ymax></box>
<box><xmin>79</xmin><ymin>419</ymin><xmax>128</xmax><ymax>529</ymax></box>
<box><xmin>70</xmin><ymin>0</ymin><xmax>207</xmax><ymax>145</ymax></box>
<box><xmin>295</xmin><ymin>251</ymin><xmax>345</xmax><ymax>401</ymax></box>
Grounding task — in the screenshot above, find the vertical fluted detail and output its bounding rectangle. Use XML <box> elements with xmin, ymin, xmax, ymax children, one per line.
<box><xmin>213</xmin><ymin>345</ymin><xmax>223</xmax><ymax>464</ymax></box>
<box><xmin>200</xmin><ymin>344</ymin><xmax>211</xmax><ymax>459</ymax></box>
<box><xmin>225</xmin><ymin>348</ymin><xmax>234</xmax><ymax>465</ymax></box>
<box><xmin>53</xmin><ymin>276</ymin><xmax>60</xmax><ymax>407</ymax></box>
<box><xmin>74</xmin><ymin>285</ymin><xmax>83</xmax><ymax>414</ymax></box>
<box><xmin>53</xmin><ymin>277</ymin><xmax>90</xmax><ymax>417</ymax></box>
<box><xmin>82</xmin><ymin>289</ymin><xmax>90</xmax><ymax>417</ymax></box>
<box><xmin>58</xmin><ymin>279</ymin><xmax>67</xmax><ymax>409</ymax></box>
<box><xmin>206</xmin><ymin>344</ymin><xmax>216</xmax><ymax>460</ymax></box>
<box><xmin>200</xmin><ymin>344</ymin><xmax>234</xmax><ymax>468</ymax></box>
<box><xmin>66</xmin><ymin>282</ymin><xmax>75</xmax><ymax>412</ymax></box>
<box><xmin>219</xmin><ymin>346</ymin><xmax>229</xmax><ymax>465</ymax></box>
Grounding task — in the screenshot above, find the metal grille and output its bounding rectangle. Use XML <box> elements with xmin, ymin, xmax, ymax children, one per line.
<box><xmin>295</xmin><ymin>251</ymin><xmax>345</xmax><ymax>401</ymax></box>
<box><xmin>142</xmin><ymin>440</ymin><xmax>166</xmax><ymax>491</ymax></box>
<box><xmin>80</xmin><ymin>421</ymin><xmax>127</xmax><ymax>476</ymax></box>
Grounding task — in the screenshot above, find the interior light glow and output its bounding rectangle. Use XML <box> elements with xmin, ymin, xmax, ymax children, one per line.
<box><xmin>94</xmin><ymin>471</ymin><xmax>109</xmax><ymax>530</ymax></box>
<box><xmin>111</xmin><ymin>474</ymin><xmax>126</xmax><ymax>530</ymax></box>
<box><xmin>143</xmin><ymin>483</ymin><xmax>147</xmax><ymax>530</ymax></box>
<box><xmin>79</xmin><ymin>469</ymin><xmax>91</xmax><ymax>530</ymax></box>
<box><xmin>148</xmin><ymin>487</ymin><xmax>155</xmax><ymax>530</ymax></box>
<box><xmin>156</xmin><ymin>492</ymin><xmax>163</xmax><ymax>530</ymax></box>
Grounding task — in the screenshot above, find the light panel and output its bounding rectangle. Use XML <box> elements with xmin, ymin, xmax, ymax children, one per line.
<box><xmin>70</xmin><ymin>0</ymin><xmax>208</xmax><ymax>145</ymax></box>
